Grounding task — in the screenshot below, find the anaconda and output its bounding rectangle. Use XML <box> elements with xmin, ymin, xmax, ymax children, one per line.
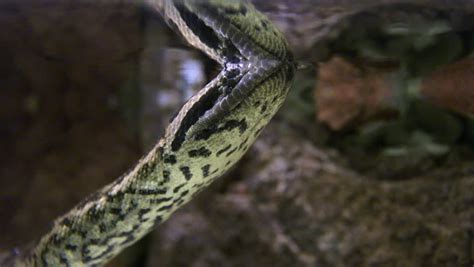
<box><xmin>2</xmin><ymin>0</ymin><xmax>295</xmax><ymax>266</ymax></box>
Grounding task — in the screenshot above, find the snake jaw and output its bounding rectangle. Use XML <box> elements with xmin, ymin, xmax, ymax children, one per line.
<box><xmin>160</xmin><ymin>1</ymin><xmax>287</xmax><ymax>142</ymax></box>
<box><xmin>186</xmin><ymin>56</ymin><xmax>282</xmax><ymax>139</ymax></box>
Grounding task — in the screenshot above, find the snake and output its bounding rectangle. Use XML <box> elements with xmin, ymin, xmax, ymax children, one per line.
<box><xmin>2</xmin><ymin>0</ymin><xmax>295</xmax><ymax>266</ymax></box>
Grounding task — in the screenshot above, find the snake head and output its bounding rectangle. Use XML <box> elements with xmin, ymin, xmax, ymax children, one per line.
<box><xmin>155</xmin><ymin>0</ymin><xmax>295</xmax><ymax>151</ymax></box>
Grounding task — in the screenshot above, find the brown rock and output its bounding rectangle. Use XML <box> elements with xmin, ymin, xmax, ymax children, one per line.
<box><xmin>316</xmin><ymin>57</ymin><xmax>396</xmax><ymax>130</ymax></box>
<box><xmin>421</xmin><ymin>57</ymin><xmax>474</xmax><ymax>117</ymax></box>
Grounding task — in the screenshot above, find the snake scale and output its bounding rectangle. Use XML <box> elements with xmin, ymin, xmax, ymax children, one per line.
<box><xmin>3</xmin><ymin>0</ymin><xmax>295</xmax><ymax>266</ymax></box>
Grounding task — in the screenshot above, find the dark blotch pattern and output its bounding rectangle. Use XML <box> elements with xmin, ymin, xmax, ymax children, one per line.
<box><xmin>196</xmin><ymin>119</ymin><xmax>248</xmax><ymax>141</ymax></box>
<box><xmin>137</xmin><ymin>188</ymin><xmax>167</xmax><ymax>195</ymax></box>
<box><xmin>106</xmin><ymin>192</ymin><xmax>125</xmax><ymax>203</ymax></box>
<box><xmin>172</xmin><ymin>84</ymin><xmax>221</xmax><ymax>151</ymax></box>
<box><xmin>173</xmin><ymin>183</ymin><xmax>186</xmax><ymax>193</ymax></box>
<box><xmin>86</xmin><ymin>205</ymin><xmax>106</xmax><ymax>223</ymax></box>
<box><xmin>180</xmin><ymin>190</ymin><xmax>189</xmax><ymax>198</ymax></box>
<box><xmin>60</xmin><ymin>218</ymin><xmax>73</xmax><ymax>228</ymax></box>
<box><xmin>99</xmin><ymin>223</ymin><xmax>107</xmax><ymax>233</ymax></box>
<box><xmin>65</xmin><ymin>244</ymin><xmax>77</xmax><ymax>252</ymax></box>
<box><xmin>157</xmin><ymin>204</ymin><xmax>174</xmax><ymax>212</ymax></box>
<box><xmin>216</xmin><ymin>144</ymin><xmax>232</xmax><ymax>156</ymax></box>
<box><xmin>221</xmin><ymin>119</ymin><xmax>247</xmax><ymax>134</ymax></box>
<box><xmin>175</xmin><ymin>3</ymin><xmax>221</xmax><ymax>50</ymax></box>
<box><xmin>163</xmin><ymin>154</ymin><xmax>177</xmax><ymax>165</ymax></box>
<box><xmin>138</xmin><ymin>208</ymin><xmax>151</xmax><ymax>219</ymax></box>
<box><xmin>226</xmin><ymin>147</ymin><xmax>238</xmax><ymax>157</ymax></box>
<box><xmin>201</xmin><ymin>164</ymin><xmax>211</xmax><ymax>177</ymax></box>
<box><xmin>179</xmin><ymin>166</ymin><xmax>193</xmax><ymax>180</ymax></box>
<box><xmin>136</xmin><ymin>160</ymin><xmax>157</xmax><ymax>181</ymax></box>
<box><xmin>59</xmin><ymin>255</ymin><xmax>68</xmax><ymax>265</ymax></box>
<box><xmin>238</xmin><ymin>141</ymin><xmax>246</xmax><ymax>150</ymax></box>
<box><xmin>188</xmin><ymin>147</ymin><xmax>212</xmax><ymax>158</ymax></box>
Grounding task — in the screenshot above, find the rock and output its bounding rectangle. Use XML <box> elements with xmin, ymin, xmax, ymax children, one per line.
<box><xmin>315</xmin><ymin>57</ymin><xmax>397</xmax><ymax>130</ymax></box>
<box><xmin>421</xmin><ymin>57</ymin><xmax>474</xmax><ymax>118</ymax></box>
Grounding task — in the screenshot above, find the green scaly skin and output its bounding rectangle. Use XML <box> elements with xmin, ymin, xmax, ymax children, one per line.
<box><xmin>5</xmin><ymin>0</ymin><xmax>295</xmax><ymax>266</ymax></box>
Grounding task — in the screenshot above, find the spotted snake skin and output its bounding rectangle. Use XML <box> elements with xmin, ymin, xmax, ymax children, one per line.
<box><xmin>3</xmin><ymin>0</ymin><xmax>295</xmax><ymax>266</ymax></box>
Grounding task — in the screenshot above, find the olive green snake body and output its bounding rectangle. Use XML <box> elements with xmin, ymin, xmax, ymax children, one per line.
<box><xmin>2</xmin><ymin>0</ymin><xmax>295</xmax><ymax>266</ymax></box>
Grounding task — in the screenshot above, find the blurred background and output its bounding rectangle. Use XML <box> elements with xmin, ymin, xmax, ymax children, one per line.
<box><xmin>0</xmin><ymin>0</ymin><xmax>473</xmax><ymax>266</ymax></box>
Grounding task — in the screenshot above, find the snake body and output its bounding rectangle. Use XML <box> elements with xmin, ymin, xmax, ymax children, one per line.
<box><xmin>6</xmin><ymin>0</ymin><xmax>294</xmax><ymax>266</ymax></box>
